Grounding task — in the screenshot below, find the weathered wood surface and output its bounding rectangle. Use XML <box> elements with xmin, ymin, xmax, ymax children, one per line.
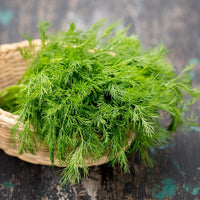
<box><xmin>0</xmin><ymin>0</ymin><xmax>200</xmax><ymax>199</ymax></box>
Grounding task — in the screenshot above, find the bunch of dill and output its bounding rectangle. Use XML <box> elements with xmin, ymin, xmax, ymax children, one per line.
<box><xmin>1</xmin><ymin>20</ymin><xmax>199</xmax><ymax>184</ymax></box>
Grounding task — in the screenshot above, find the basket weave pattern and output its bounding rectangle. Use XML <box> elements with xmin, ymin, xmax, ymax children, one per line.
<box><xmin>0</xmin><ymin>40</ymin><xmax>112</xmax><ymax>167</ymax></box>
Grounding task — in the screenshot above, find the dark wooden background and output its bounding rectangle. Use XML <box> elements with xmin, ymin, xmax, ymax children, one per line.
<box><xmin>0</xmin><ymin>0</ymin><xmax>200</xmax><ymax>199</ymax></box>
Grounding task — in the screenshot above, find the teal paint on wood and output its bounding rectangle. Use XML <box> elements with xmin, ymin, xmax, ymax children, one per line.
<box><xmin>187</xmin><ymin>58</ymin><xmax>200</xmax><ymax>79</ymax></box>
<box><xmin>3</xmin><ymin>182</ymin><xmax>14</xmax><ymax>187</ymax></box>
<box><xmin>173</xmin><ymin>160</ymin><xmax>185</xmax><ymax>177</ymax></box>
<box><xmin>149</xmin><ymin>147</ymin><xmax>157</xmax><ymax>159</ymax></box>
<box><xmin>190</xmin><ymin>71</ymin><xmax>195</xmax><ymax>79</ymax></box>
<box><xmin>39</xmin><ymin>190</ymin><xmax>46</xmax><ymax>194</ymax></box>
<box><xmin>152</xmin><ymin>178</ymin><xmax>176</xmax><ymax>200</ymax></box>
<box><xmin>0</xmin><ymin>9</ymin><xmax>13</xmax><ymax>26</ymax></box>
<box><xmin>190</xmin><ymin>126</ymin><xmax>200</xmax><ymax>133</ymax></box>
<box><xmin>183</xmin><ymin>184</ymin><xmax>200</xmax><ymax>196</ymax></box>
<box><xmin>158</xmin><ymin>142</ymin><xmax>175</xmax><ymax>150</ymax></box>
<box><xmin>191</xmin><ymin>187</ymin><xmax>200</xmax><ymax>195</ymax></box>
<box><xmin>188</xmin><ymin>58</ymin><xmax>200</xmax><ymax>66</ymax></box>
<box><xmin>183</xmin><ymin>184</ymin><xmax>190</xmax><ymax>192</ymax></box>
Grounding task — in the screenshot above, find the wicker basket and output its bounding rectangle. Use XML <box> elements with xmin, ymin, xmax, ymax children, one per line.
<box><xmin>0</xmin><ymin>40</ymin><xmax>134</xmax><ymax>167</ymax></box>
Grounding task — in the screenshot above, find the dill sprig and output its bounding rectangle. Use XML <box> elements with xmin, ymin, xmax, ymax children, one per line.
<box><xmin>1</xmin><ymin>19</ymin><xmax>199</xmax><ymax>184</ymax></box>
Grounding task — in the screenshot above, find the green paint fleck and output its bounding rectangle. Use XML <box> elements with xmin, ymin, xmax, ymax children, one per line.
<box><xmin>197</xmin><ymin>167</ymin><xmax>200</xmax><ymax>170</ymax></box>
<box><xmin>191</xmin><ymin>187</ymin><xmax>200</xmax><ymax>195</ymax></box>
<box><xmin>152</xmin><ymin>178</ymin><xmax>176</xmax><ymax>200</ymax></box>
<box><xmin>3</xmin><ymin>182</ymin><xmax>14</xmax><ymax>187</ymax></box>
<box><xmin>0</xmin><ymin>9</ymin><xmax>13</xmax><ymax>26</ymax></box>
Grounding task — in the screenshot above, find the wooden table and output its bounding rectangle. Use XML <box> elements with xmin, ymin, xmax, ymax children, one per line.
<box><xmin>0</xmin><ymin>0</ymin><xmax>200</xmax><ymax>199</ymax></box>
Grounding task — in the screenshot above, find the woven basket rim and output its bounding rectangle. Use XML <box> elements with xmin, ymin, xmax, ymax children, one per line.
<box><xmin>0</xmin><ymin>39</ymin><xmax>41</xmax><ymax>50</ymax></box>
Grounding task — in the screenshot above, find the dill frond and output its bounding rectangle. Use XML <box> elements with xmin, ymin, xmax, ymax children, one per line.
<box><xmin>1</xmin><ymin>20</ymin><xmax>199</xmax><ymax>185</ymax></box>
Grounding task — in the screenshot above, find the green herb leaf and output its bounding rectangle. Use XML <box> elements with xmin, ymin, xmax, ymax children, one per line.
<box><xmin>1</xmin><ymin>19</ymin><xmax>199</xmax><ymax>185</ymax></box>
